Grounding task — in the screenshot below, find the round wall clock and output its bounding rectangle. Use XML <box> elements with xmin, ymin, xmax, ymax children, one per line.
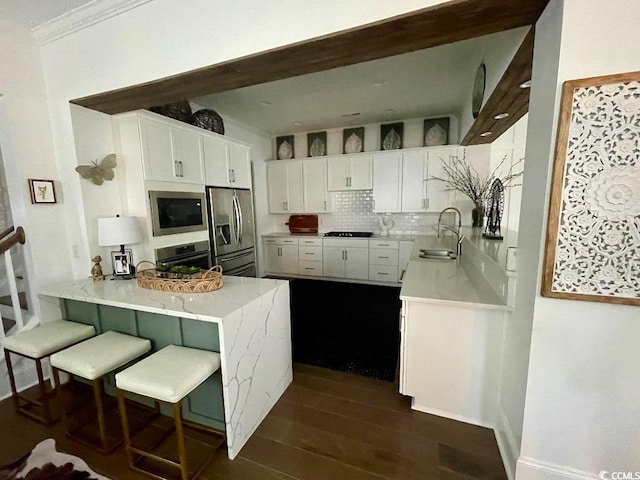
<box><xmin>472</xmin><ymin>63</ymin><xmax>486</xmax><ymax>119</ymax></box>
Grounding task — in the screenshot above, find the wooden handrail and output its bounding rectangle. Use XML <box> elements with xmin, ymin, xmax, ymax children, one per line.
<box><xmin>0</xmin><ymin>226</ymin><xmax>25</xmax><ymax>256</ymax></box>
<box><xmin>0</xmin><ymin>226</ymin><xmax>14</xmax><ymax>242</ymax></box>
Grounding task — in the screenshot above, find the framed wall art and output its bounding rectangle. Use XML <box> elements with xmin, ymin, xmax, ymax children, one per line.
<box><xmin>380</xmin><ymin>122</ymin><xmax>403</xmax><ymax>150</ymax></box>
<box><xmin>423</xmin><ymin>117</ymin><xmax>450</xmax><ymax>146</ymax></box>
<box><xmin>28</xmin><ymin>179</ymin><xmax>57</xmax><ymax>204</ymax></box>
<box><xmin>541</xmin><ymin>71</ymin><xmax>640</xmax><ymax>306</ymax></box>
<box><xmin>307</xmin><ymin>131</ymin><xmax>327</xmax><ymax>157</ymax></box>
<box><xmin>343</xmin><ymin>127</ymin><xmax>364</xmax><ymax>154</ymax></box>
<box><xmin>276</xmin><ymin>135</ymin><xmax>294</xmax><ymax>159</ymax></box>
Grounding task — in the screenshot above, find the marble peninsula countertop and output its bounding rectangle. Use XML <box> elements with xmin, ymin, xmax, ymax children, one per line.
<box><xmin>39</xmin><ymin>275</ymin><xmax>287</xmax><ymax>322</ymax></box>
<box><xmin>400</xmin><ymin>236</ymin><xmax>508</xmax><ymax>310</ymax></box>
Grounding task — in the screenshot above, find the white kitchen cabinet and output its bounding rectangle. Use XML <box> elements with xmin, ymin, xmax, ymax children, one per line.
<box><xmin>139</xmin><ymin>115</ymin><xmax>205</xmax><ymax>184</ymax></box>
<box><xmin>368</xmin><ymin>239</ymin><xmax>399</xmax><ymax>282</ymax></box>
<box><xmin>401</xmin><ymin>146</ymin><xmax>457</xmax><ymax>212</ymax></box>
<box><xmin>203</xmin><ymin>135</ymin><xmax>251</xmax><ymax>188</ymax></box>
<box><xmin>263</xmin><ymin>237</ymin><xmax>299</xmax><ymax>274</ymax></box>
<box><xmin>303</xmin><ymin>158</ymin><xmax>331</xmax><ymax>212</ymax></box>
<box><xmin>266</xmin><ymin>160</ymin><xmax>304</xmax><ymax>214</ymax></box>
<box><xmin>322</xmin><ymin>238</ymin><xmax>369</xmax><ymax>280</ymax></box>
<box><xmin>372</xmin><ymin>152</ymin><xmax>402</xmax><ymax>212</ymax></box>
<box><xmin>327</xmin><ymin>155</ymin><xmax>372</xmax><ymax>191</ymax></box>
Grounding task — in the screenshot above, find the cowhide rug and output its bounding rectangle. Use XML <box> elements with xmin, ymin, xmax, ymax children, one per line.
<box><xmin>0</xmin><ymin>439</ymin><xmax>109</xmax><ymax>480</ymax></box>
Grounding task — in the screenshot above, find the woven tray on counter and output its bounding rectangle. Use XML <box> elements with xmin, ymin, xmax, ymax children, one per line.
<box><xmin>135</xmin><ymin>261</ymin><xmax>223</xmax><ymax>293</ymax></box>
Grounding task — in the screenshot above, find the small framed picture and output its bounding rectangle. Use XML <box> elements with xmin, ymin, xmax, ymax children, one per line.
<box><xmin>307</xmin><ymin>131</ymin><xmax>327</xmax><ymax>157</ymax></box>
<box><xmin>276</xmin><ymin>135</ymin><xmax>294</xmax><ymax>159</ymax></box>
<box><xmin>343</xmin><ymin>127</ymin><xmax>364</xmax><ymax>154</ymax></box>
<box><xmin>423</xmin><ymin>117</ymin><xmax>450</xmax><ymax>146</ymax></box>
<box><xmin>111</xmin><ymin>250</ymin><xmax>133</xmax><ymax>277</ymax></box>
<box><xmin>28</xmin><ymin>179</ymin><xmax>57</xmax><ymax>204</ymax></box>
<box><xmin>380</xmin><ymin>123</ymin><xmax>403</xmax><ymax>150</ymax></box>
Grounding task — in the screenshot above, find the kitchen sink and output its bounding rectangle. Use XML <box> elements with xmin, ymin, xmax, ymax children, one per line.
<box><xmin>419</xmin><ymin>248</ymin><xmax>457</xmax><ymax>260</ymax></box>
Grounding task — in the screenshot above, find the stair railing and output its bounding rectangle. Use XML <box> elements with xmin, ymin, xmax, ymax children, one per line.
<box><xmin>0</xmin><ymin>226</ymin><xmax>26</xmax><ymax>349</ymax></box>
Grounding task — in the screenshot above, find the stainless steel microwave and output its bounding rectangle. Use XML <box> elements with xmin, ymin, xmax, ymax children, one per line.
<box><xmin>149</xmin><ymin>190</ymin><xmax>207</xmax><ymax>237</ymax></box>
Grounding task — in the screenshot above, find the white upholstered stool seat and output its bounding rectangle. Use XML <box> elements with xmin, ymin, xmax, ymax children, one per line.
<box><xmin>1</xmin><ymin>320</ymin><xmax>95</xmax><ymax>425</ymax></box>
<box><xmin>50</xmin><ymin>331</ymin><xmax>151</xmax><ymax>454</ymax></box>
<box><xmin>116</xmin><ymin>345</ymin><xmax>224</xmax><ymax>480</ymax></box>
<box><xmin>116</xmin><ymin>345</ymin><xmax>221</xmax><ymax>403</ymax></box>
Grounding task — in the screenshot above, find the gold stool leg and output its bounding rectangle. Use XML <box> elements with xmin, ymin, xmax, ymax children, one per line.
<box><xmin>4</xmin><ymin>349</ymin><xmax>19</xmax><ymax>412</ymax></box>
<box><xmin>173</xmin><ymin>401</ymin><xmax>189</xmax><ymax>480</ymax></box>
<box><xmin>92</xmin><ymin>378</ymin><xmax>108</xmax><ymax>453</ymax></box>
<box><xmin>35</xmin><ymin>358</ymin><xmax>52</xmax><ymax>424</ymax></box>
<box><xmin>117</xmin><ymin>388</ymin><xmax>135</xmax><ymax>468</ymax></box>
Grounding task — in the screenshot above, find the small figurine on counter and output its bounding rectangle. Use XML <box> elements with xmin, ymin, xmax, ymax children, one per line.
<box><xmin>378</xmin><ymin>215</ymin><xmax>394</xmax><ymax>237</ymax></box>
<box><xmin>91</xmin><ymin>255</ymin><xmax>105</xmax><ymax>281</ymax></box>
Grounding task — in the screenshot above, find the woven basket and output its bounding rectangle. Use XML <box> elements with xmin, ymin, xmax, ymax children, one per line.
<box><xmin>135</xmin><ymin>261</ymin><xmax>223</xmax><ymax>293</ymax></box>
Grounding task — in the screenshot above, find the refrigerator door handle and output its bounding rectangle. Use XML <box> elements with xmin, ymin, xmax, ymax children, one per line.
<box><xmin>232</xmin><ymin>193</ymin><xmax>240</xmax><ymax>246</ymax></box>
<box><xmin>237</xmin><ymin>193</ymin><xmax>244</xmax><ymax>245</ymax></box>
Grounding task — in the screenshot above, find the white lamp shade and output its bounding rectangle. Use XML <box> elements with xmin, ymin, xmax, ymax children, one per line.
<box><xmin>98</xmin><ymin>216</ymin><xmax>143</xmax><ymax>246</ymax></box>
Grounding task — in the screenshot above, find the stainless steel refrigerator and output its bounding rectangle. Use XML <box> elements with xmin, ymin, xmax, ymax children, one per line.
<box><xmin>206</xmin><ymin>187</ymin><xmax>256</xmax><ymax>277</ymax></box>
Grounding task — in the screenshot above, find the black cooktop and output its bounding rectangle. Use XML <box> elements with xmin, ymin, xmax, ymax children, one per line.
<box><xmin>324</xmin><ymin>231</ymin><xmax>373</xmax><ymax>238</ymax></box>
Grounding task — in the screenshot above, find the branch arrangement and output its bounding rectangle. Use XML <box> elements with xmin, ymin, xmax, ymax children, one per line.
<box><xmin>431</xmin><ymin>153</ymin><xmax>524</xmax><ymax>206</ymax></box>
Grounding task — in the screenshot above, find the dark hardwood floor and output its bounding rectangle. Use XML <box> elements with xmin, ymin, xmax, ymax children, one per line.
<box><xmin>0</xmin><ymin>364</ymin><xmax>506</xmax><ymax>480</ymax></box>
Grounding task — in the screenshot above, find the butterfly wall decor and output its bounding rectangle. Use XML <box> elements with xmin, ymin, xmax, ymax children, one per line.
<box><xmin>75</xmin><ymin>154</ymin><xmax>117</xmax><ymax>185</ymax></box>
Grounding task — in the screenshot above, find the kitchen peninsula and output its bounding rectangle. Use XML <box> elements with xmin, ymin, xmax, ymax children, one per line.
<box><xmin>38</xmin><ymin>275</ymin><xmax>292</xmax><ymax>460</ymax></box>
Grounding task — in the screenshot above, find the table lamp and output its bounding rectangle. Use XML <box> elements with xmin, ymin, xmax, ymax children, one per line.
<box><xmin>98</xmin><ymin>215</ymin><xmax>143</xmax><ymax>279</ymax></box>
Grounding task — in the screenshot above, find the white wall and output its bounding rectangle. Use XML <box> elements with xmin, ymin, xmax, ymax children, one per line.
<box><xmin>516</xmin><ymin>0</ymin><xmax>640</xmax><ymax>478</ymax></box>
<box><xmin>31</xmin><ymin>0</ymin><xmax>454</xmax><ymax>280</ymax></box>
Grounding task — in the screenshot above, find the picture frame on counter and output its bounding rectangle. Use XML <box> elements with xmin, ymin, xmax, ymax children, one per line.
<box><xmin>343</xmin><ymin>127</ymin><xmax>364</xmax><ymax>154</ymax></box>
<box><xmin>307</xmin><ymin>131</ymin><xmax>327</xmax><ymax>157</ymax></box>
<box><xmin>423</xmin><ymin>117</ymin><xmax>450</xmax><ymax>146</ymax></box>
<box><xmin>28</xmin><ymin>178</ymin><xmax>57</xmax><ymax>204</ymax></box>
<box><xmin>276</xmin><ymin>135</ymin><xmax>294</xmax><ymax>160</ymax></box>
<box><xmin>111</xmin><ymin>249</ymin><xmax>133</xmax><ymax>277</ymax></box>
<box><xmin>541</xmin><ymin>71</ymin><xmax>640</xmax><ymax>306</ymax></box>
<box><xmin>380</xmin><ymin>122</ymin><xmax>403</xmax><ymax>150</ymax></box>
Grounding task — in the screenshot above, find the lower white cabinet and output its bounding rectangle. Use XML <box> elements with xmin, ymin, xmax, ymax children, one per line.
<box><xmin>263</xmin><ymin>238</ymin><xmax>298</xmax><ymax>274</ymax></box>
<box><xmin>368</xmin><ymin>239</ymin><xmax>399</xmax><ymax>282</ymax></box>
<box><xmin>323</xmin><ymin>239</ymin><xmax>369</xmax><ymax>280</ymax></box>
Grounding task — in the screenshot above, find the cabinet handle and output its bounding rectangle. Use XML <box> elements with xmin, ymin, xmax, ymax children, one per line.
<box><xmin>283</xmin><ymin>201</ymin><xmax>287</xmax><ymax>211</ymax></box>
<box><xmin>378</xmin><ymin>243</ymin><xmax>390</xmax><ymax>247</ymax></box>
<box><xmin>174</xmin><ymin>161</ymin><xmax>179</xmax><ymax>177</ymax></box>
<box><xmin>341</xmin><ymin>250</ymin><xmax>345</xmax><ymax>260</ymax></box>
<box><xmin>323</xmin><ymin>200</ymin><xmax>327</xmax><ymax>211</ymax></box>
<box><xmin>379</xmin><ymin>256</ymin><xmax>389</xmax><ymax>259</ymax></box>
<box><xmin>278</xmin><ymin>247</ymin><xmax>282</xmax><ymax>256</ymax></box>
<box><xmin>305</xmin><ymin>267</ymin><xmax>315</xmax><ymax>270</ymax></box>
<box><xmin>344</xmin><ymin>250</ymin><xmax>348</xmax><ymax>261</ymax></box>
<box><xmin>400</xmin><ymin>269</ymin><xmax>406</xmax><ymax>282</ymax></box>
<box><xmin>231</xmin><ymin>169</ymin><xmax>236</xmax><ymax>183</ymax></box>
<box><xmin>305</xmin><ymin>252</ymin><xmax>315</xmax><ymax>255</ymax></box>
<box><xmin>378</xmin><ymin>272</ymin><xmax>389</xmax><ymax>275</ymax></box>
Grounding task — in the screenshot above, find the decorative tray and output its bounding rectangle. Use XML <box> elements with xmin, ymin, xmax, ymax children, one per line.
<box><xmin>135</xmin><ymin>261</ymin><xmax>223</xmax><ymax>293</ymax></box>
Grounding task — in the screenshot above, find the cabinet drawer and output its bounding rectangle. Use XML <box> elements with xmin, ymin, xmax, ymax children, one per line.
<box><xmin>369</xmin><ymin>265</ymin><xmax>399</xmax><ymax>282</ymax></box>
<box><xmin>299</xmin><ymin>261</ymin><xmax>323</xmax><ymax>276</ymax></box>
<box><xmin>323</xmin><ymin>238</ymin><xmax>369</xmax><ymax>248</ymax></box>
<box><xmin>263</xmin><ymin>237</ymin><xmax>299</xmax><ymax>246</ymax></box>
<box><xmin>369</xmin><ymin>240</ymin><xmax>398</xmax><ymax>249</ymax></box>
<box><xmin>299</xmin><ymin>246</ymin><xmax>323</xmax><ymax>260</ymax></box>
<box><xmin>369</xmin><ymin>248</ymin><xmax>399</xmax><ymax>266</ymax></box>
<box><xmin>298</xmin><ymin>238</ymin><xmax>323</xmax><ymax>247</ymax></box>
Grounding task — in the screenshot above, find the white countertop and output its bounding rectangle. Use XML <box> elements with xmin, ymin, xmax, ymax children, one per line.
<box><xmin>263</xmin><ymin>232</ymin><xmax>417</xmax><ymax>241</ymax></box>
<box><xmin>39</xmin><ymin>275</ymin><xmax>288</xmax><ymax>322</ymax></box>
<box><xmin>400</xmin><ymin>236</ymin><xmax>508</xmax><ymax>310</ymax></box>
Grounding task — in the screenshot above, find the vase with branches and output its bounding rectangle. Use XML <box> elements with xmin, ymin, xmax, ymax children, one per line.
<box><xmin>431</xmin><ymin>153</ymin><xmax>524</xmax><ymax>227</ymax></box>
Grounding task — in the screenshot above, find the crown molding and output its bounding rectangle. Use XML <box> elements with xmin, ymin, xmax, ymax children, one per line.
<box><xmin>33</xmin><ymin>0</ymin><xmax>155</xmax><ymax>46</ymax></box>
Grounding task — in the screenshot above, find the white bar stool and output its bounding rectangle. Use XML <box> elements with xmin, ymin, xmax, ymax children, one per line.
<box><xmin>50</xmin><ymin>330</ymin><xmax>151</xmax><ymax>454</ymax></box>
<box><xmin>1</xmin><ymin>320</ymin><xmax>96</xmax><ymax>425</ymax></box>
<box><xmin>116</xmin><ymin>345</ymin><xmax>225</xmax><ymax>480</ymax></box>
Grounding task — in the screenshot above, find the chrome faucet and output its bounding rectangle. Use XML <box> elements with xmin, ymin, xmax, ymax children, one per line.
<box><xmin>437</xmin><ymin>207</ymin><xmax>464</xmax><ymax>257</ymax></box>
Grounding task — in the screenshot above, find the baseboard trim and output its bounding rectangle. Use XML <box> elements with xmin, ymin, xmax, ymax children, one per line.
<box><xmin>410</xmin><ymin>400</ymin><xmax>493</xmax><ymax>429</ymax></box>
<box><xmin>495</xmin><ymin>407</ymin><xmax>520</xmax><ymax>480</ymax></box>
<box><xmin>517</xmin><ymin>457</ymin><xmax>596</xmax><ymax>480</ymax></box>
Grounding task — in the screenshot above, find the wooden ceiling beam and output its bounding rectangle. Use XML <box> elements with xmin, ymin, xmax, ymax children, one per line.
<box><xmin>72</xmin><ymin>0</ymin><xmax>549</xmax><ymax>115</ymax></box>
<box><xmin>461</xmin><ymin>28</ymin><xmax>534</xmax><ymax>145</ymax></box>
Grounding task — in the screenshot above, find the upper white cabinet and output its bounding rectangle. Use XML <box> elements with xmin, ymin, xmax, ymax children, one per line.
<box><xmin>302</xmin><ymin>158</ymin><xmax>331</xmax><ymax>213</ymax></box>
<box><xmin>327</xmin><ymin>155</ymin><xmax>372</xmax><ymax>191</ymax></box>
<box><xmin>267</xmin><ymin>160</ymin><xmax>304</xmax><ymax>214</ymax></box>
<box><xmin>401</xmin><ymin>146</ymin><xmax>458</xmax><ymax>213</ymax></box>
<box><xmin>203</xmin><ymin>132</ymin><xmax>251</xmax><ymax>188</ymax></box>
<box><xmin>140</xmin><ymin>116</ymin><xmax>205</xmax><ymax>184</ymax></box>
<box><xmin>372</xmin><ymin>152</ymin><xmax>402</xmax><ymax>212</ymax></box>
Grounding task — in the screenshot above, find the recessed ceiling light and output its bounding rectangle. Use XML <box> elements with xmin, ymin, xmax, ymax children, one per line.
<box><xmin>519</xmin><ymin>80</ymin><xmax>532</xmax><ymax>88</ymax></box>
<box><xmin>373</xmin><ymin>81</ymin><xmax>385</xmax><ymax>87</ymax></box>
<box><xmin>260</xmin><ymin>101</ymin><xmax>272</xmax><ymax>106</ymax></box>
<box><xmin>341</xmin><ymin>112</ymin><xmax>361</xmax><ymax>117</ymax></box>
<box><xmin>385</xmin><ymin>109</ymin><xmax>396</xmax><ymax>113</ymax></box>
<box><xmin>480</xmin><ymin>131</ymin><xmax>492</xmax><ymax>137</ymax></box>
<box><xmin>494</xmin><ymin>113</ymin><xmax>509</xmax><ymax>120</ymax></box>
<box><xmin>293</xmin><ymin>121</ymin><xmax>302</xmax><ymax>126</ymax></box>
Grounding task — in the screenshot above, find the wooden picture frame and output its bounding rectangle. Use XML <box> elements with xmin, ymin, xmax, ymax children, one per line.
<box><xmin>541</xmin><ymin>71</ymin><xmax>640</xmax><ymax>306</ymax></box>
<box><xmin>28</xmin><ymin>179</ymin><xmax>57</xmax><ymax>204</ymax></box>
<box><xmin>111</xmin><ymin>249</ymin><xmax>133</xmax><ymax>277</ymax></box>
<box><xmin>423</xmin><ymin>117</ymin><xmax>450</xmax><ymax>146</ymax></box>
